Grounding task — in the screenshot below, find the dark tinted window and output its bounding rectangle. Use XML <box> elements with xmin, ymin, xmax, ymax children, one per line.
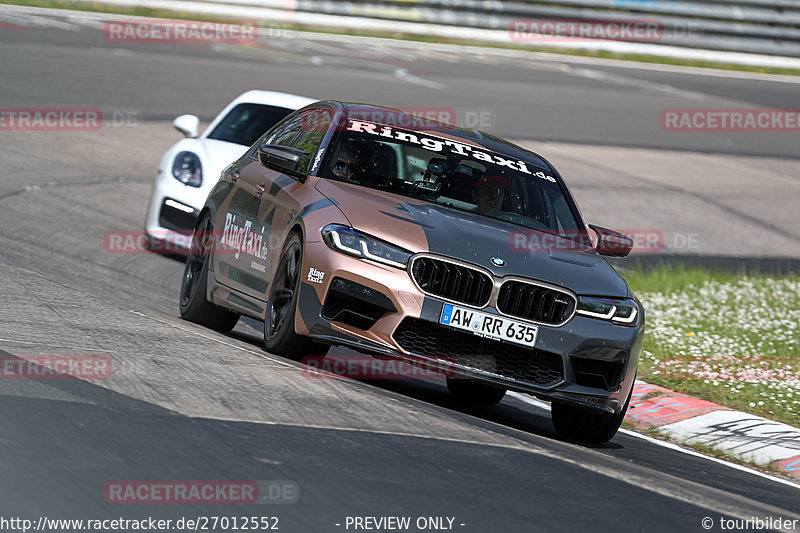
<box><xmin>264</xmin><ymin>112</ymin><xmax>306</xmax><ymax>148</ymax></box>
<box><xmin>207</xmin><ymin>103</ymin><xmax>294</xmax><ymax>146</ymax></box>
<box><xmin>322</xmin><ymin>119</ymin><xmax>583</xmax><ymax>235</ymax></box>
<box><xmin>257</xmin><ymin>108</ymin><xmax>332</xmax><ymax>173</ymax></box>
<box><xmin>293</xmin><ymin>108</ymin><xmax>331</xmax><ymax>173</ymax></box>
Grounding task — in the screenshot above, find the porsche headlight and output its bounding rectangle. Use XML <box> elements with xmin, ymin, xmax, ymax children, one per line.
<box><xmin>172</xmin><ymin>151</ymin><xmax>202</xmax><ymax>187</ymax></box>
<box><xmin>321</xmin><ymin>224</ymin><xmax>412</xmax><ymax>269</ymax></box>
<box><xmin>577</xmin><ymin>297</ymin><xmax>639</xmax><ymax>326</ymax></box>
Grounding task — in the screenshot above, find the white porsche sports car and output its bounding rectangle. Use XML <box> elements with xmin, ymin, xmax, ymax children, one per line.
<box><xmin>145</xmin><ymin>90</ymin><xmax>316</xmax><ymax>249</ymax></box>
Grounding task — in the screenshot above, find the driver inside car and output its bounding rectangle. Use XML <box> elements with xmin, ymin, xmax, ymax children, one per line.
<box><xmin>472</xmin><ymin>175</ymin><xmax>510</xmax><ymax>214</ymax></box>
<box><xmin>331</xmin><ymin>141</ymin><xmax>368</xmax><ymax>183</ymax></box>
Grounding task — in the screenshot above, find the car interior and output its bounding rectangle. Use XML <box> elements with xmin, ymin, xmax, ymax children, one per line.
<box><xmin>324</xmin><ymin>135</ymin><xmax>584</xmax><ymax>235</ymax></box>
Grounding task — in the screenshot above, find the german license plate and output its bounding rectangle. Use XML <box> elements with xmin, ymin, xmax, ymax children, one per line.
<box><xmin>439</xmin><ymin>304</ymin><xmax>538</xmax><ymax>347</ymax></box>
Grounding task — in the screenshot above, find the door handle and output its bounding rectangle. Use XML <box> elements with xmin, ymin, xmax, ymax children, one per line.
<box><xmin>256</xmin><ymin>181</ymin><xmax>266</xmax><ymax>197</ymax></box>
<box><xmin>230</xmin><ymin>168</ymin><xmax>240</xmax><ymax>183</ymax></box>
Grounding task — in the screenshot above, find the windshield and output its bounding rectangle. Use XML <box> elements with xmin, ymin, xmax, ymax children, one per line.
<box><xmin>322</xmin><ymin>120</ymin><xmax>584</xmax><ymax>235</ymax></box>
<box><xmin>207</xmin><ymin>103</ymin><xmax>294</xmax><ymax>146</ymax></box>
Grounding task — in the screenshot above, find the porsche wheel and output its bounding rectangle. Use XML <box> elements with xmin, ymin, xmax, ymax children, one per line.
<box><xmin>179</xmin><ymin>213</ymin><xmax>240</xmax><ymax>332</ymax></box>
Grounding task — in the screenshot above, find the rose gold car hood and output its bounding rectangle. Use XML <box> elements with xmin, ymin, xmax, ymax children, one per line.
<box><xmin>315</xmin><ymin>179</ymin><xmax>431</xmax><ymax>253</ymax></box>
<box><xmin>314</xmin><ymin>178</ymin><xmax>629</xmax><ymax>297</ymax></box>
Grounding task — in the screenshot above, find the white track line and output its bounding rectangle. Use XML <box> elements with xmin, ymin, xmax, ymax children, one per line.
<box><xmin>507</xmin><ymin>391</ymin><xmax>800</xmax><ymax>490</ymax></box>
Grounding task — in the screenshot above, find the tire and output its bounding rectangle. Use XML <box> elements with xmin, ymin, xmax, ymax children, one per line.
<box><xmin>551</xmin><ymin>387</ymin><xmax>633</xmax><ymax>444</ymax></box>
<box><xmin>446</xmin><ymin>378</ymin><xmax>507</xmax><ymax>405</ymax></box>
<box><xmin>264</xmin><ymin>232</ymin><xmax>328</xmax><ymax>359</ymax></box>
<box><xmin>179</xmin><ymin>213</ymin><xmax>240</xmax><ymax>332</ymax></box>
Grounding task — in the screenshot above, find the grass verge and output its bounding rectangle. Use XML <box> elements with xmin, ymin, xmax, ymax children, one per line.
<box><xmin>5</xmin><ymin>0</ymin><xmax>800</xmax><ymax>77</ymax></box>
<box><xmin>624</xmin><ymin>265</ymin><xmax>799</xmax><ymax>427</ymax></box>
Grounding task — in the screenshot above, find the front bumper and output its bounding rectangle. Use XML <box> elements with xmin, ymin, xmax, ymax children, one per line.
<box><xmin>297</xmin><ymin>241</ymin><xmax>644</xmax><ymax>414</ymax></box>
<box><xmin>144</xmin><ymin>170</ymin><xmax>207</xmax><ymax>249</ymax></box>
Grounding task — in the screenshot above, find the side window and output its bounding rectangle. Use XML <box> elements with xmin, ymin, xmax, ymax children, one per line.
<box><xmin>292</xmin><ymin>108</ymin><xmax>332</xmax><ymax>174</ymax></box>
<box><xmin>248</xmin><ymin>112</ymin><xmax>303</xmax><ymax>158</ymax></box>
<box><xmin>207</xmin><ymin>104</ymin><xmax>294</xmax><ymax>146</ymax></box>
<box><xmin>253</xmin><ymin>108</ymin><xmax>331</xmax><ymax>174</ymax></box>
<box><xmin>266</xmin><ymin>112</ymin><xmax>305</xmax><ymax>147</ymax></box>
<box><xmin>550</xmin><ymin>194</ymin><xmax>581</xmax><ymax>233</ymax></box>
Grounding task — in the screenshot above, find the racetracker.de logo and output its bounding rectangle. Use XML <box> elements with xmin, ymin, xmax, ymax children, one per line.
<box><xmin>0</xmin><ymin>108</ymin><xmax>102</xmax><ymax>131</ymax></box>
<box><xmin>105</xmin><ymin>230</ymin><xmax>193</xmax><ymax>254</ymax></box>
<box><xmin>509</xmin><ymin>18</ymin><xmax>664</xmax><ymax>43</ymax></box>
<box><xmin>661</xmin><ymin>108</ymin><xmax>800</xmax><ymax>132</ymax></box>
<box><xmin>104</xmin><ymin>481</ymin><xmax>299</xmax><ymax>504</ymax></box>
<box><xmin>301</xmin><ymin>107</ymin><xmax>458</xmax><ymax>132</ymax></box>
<box><xmin>301</xmin><ymin>355</ymin><xmax>454</xmax><ymax>380</ymax></box>
<box><xmin>104</xmin><ymin>229</ymin><xmax>280</xmax><ymax>258</ymax></box>
<box><xmin>1</xmin><ymin>355</ymin><xmax>112</xmax><ymax>379</ymax></box>
<box><xmin>104</xmin><ymin>19</ymin><xmax>258</xmax><ymax>43</ymax></box>
<box><xmin>509</xmin><ymin>229</ymin><xmax>665</xmax><ymax>254</ymax></box>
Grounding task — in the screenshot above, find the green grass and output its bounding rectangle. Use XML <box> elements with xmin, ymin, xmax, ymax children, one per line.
<box><xmin>7</xmin><ymin>0</ymin><xmax>800</xmax><ymax>77</ymax></box>
<box><xmin>624</xmin><ymin>265</ymin><xmax>800</xmax><ymax>427</ymax></box>
<box><xmin>624</xmin><ymin>264</ymin><xmax>743</xmax><ymax>294</ymax></box>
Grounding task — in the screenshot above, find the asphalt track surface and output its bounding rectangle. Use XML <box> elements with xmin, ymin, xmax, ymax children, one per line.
<box><xmin>1</xmin><ymin>6</ymin><xmax>799</xmax><ymax>533</ymax></box>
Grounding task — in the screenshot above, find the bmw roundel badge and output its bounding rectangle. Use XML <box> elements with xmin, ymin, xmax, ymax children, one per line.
<box><xmin>491</xmin><ymin>257</ymin><xmax>506</xmax><ymax>267</ymax></box>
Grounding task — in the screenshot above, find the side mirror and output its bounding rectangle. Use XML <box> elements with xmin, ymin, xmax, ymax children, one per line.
<box><xmin>590</xmin><ymin>225</ymin><xmax>633</xmax><ymax>258</ymax></box>
<box><xmin>173</xmin><ymin>114</ymin><xmax>200</xmax><ymax>138</ymax></box>
<box><xmin>258</xmin><ymin>144</ymin><xmax>309</xmax><ymax>177</ymax></box>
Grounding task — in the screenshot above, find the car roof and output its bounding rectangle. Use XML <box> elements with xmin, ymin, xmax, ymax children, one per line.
<box><xmin>335</xmin><ymin>102</ymin><xmax>551</xmax><ymax>169</ymax></box>
<box><xmin>231</xmin><ymin>90</ymin><xmax>318</xmax><ymax>109</ymax></box>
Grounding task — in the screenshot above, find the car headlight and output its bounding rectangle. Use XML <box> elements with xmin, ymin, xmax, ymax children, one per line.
<box><xmin>577</xmin><ymin>297</ymin><xmax>639</xmax><ymax>326</ymax></box>
<box><xmin>321</xmin><ymin>224</ymin><xmax>412</xmax><ymax>269</ymax></box>
<box><xmin>172</xmin><ymin>151</ymin><xmax>202</xmax><ymax>187</ymax></box>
